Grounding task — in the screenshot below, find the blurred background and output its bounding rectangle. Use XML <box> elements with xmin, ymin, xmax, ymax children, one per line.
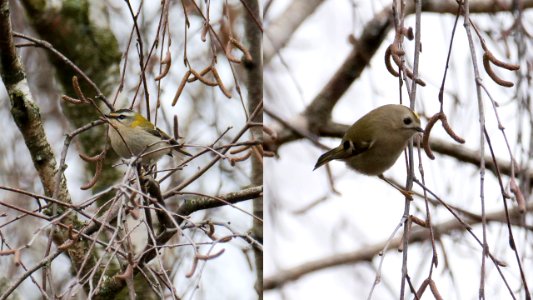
<box><xmin>264</xmin><ymin>0</ymin><xmax>533</xmax><ymax>299</ymax></box>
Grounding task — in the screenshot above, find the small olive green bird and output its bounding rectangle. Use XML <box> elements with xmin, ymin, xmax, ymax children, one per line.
<box><xmin>106</xmin><ymin>109</ymin><xmax>191</xmax><ymax>164</ymax></box>
<box><xmin>314</xmin><ymin>104</ymin><xmax>423</xmax><ymax>197</ymax></box>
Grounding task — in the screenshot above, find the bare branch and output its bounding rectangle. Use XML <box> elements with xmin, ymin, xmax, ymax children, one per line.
<box><xmin>264</xmin><ymin>203</ymin><xmax>532</xmax><ymax>290</ymax></box>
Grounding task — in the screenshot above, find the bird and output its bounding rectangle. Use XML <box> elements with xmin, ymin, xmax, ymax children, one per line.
<box><xmin>105</xmin><ymin>108</ymin><xmax>191</xmax><ymax>164</ymax></box>
<box><xmin>314</xmin><ymin>104</ymin><xmax>423</xmax><ymax>198</ymax></box>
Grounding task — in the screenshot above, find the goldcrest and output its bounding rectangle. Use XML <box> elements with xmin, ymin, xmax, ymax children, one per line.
<box><xmin>314</xmin><ymin>104</ymin><xmax>423</xmax><ymax>175</ymax></box>
<box><xmin>106</xmin><ymin>109</ymin><xmax>191</xmax><ymax>164</ymax></box>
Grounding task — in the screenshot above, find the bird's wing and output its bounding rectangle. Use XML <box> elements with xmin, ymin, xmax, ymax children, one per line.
<box><xmin>150</xmin><ymin>127</ymin><xmax>193</xmax><ymax>157</ymax></box>
<box><xmin>344</xmin><ymin>139</ymin><xmax>373</xmax><ymax>157</ymax></box>
<box><xmin>146</xmin><ymin>126</ymin><xmax>169</xmax><ymax>139</ymax></box>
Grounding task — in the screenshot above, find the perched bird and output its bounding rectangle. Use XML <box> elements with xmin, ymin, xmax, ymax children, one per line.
<box><xmin>314</xmin><ymin>104</ymin><xmax>423</xmax><ymax>197</ymax></box>
<box><xmin>105</xmin><ymin>109</ymin><xmax>191</xmax><ymax>164</ymax></box>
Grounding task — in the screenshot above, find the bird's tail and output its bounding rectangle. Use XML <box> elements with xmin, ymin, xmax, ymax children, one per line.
<box><xmin>313</xmin><ymin>146</ymin><xmax>346</xmax><ymax>170</ymax></box>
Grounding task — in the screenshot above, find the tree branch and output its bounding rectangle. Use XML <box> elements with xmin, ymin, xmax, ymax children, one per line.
<box><xmin>93</xmin><ymin>185</ymin><xmax>263</xmax><ymax>298</ymax></box>
<box><xmin>177</xmin><ymin>185</ymin><xmax>263</xmax><ymax>216</ymax></box>
<box><xmin>0</xmin><ymin>0</ymin><xmax>93</xmax><ymax>286</ymax></box>
<box><xmin>264</xmin><ymin>202</ymin><xmax>532</xmax><ymax>290</ymax></box>
<box><xmin>266</xmin><ymin>114</ymin><xmax>529</xmax><ymax>185</ymax></box>
<box><xmin>243</xmin><ymin>0</ymin><xmax>264</xmax><ymax>297</ymax></box>
<box><xmin>264</xmin><ymin>0</ymin><xmax>325</xmax><ymax>64</ymax></box>
<box><xmin>265</xmin><ymin>0</ymin><xmax>533</xmax><ymax>67</ymax></box>
<box><xmin>302</xmin><ymin>6</ymin><xmax>393</xmax><ymax>131</ymax></box>
<box><xmin>267</xmin><ymin>0</ymin><xmax>533</xmax><ymax>152</ymax></box>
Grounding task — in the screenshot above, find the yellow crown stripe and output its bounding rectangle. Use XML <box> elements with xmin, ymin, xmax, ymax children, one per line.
<box><xmin>131</xmin><ymin>114</ymin><xmax>152</xmax><ymax>129</ymax></box>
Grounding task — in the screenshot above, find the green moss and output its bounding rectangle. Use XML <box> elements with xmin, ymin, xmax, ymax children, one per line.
<box><xmin>20</xmin><ymin>0</ymin><xmax>123</xmax><ymax>195</ymax></box>
<box><xmin>20</xmin><ymin>0</ymin><xmax>46</xmax><ymax>15</ymax></box>
<box><xmin>62</xmin><ymin>0</ymin><xmax>88</xmax><ymax>18</ymax></box>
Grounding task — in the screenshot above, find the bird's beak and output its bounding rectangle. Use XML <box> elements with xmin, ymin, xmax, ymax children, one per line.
<box><xmin>415</xmin><ymin>126</ymin><xmax>424</xmax><ymax>132</ymax></box>
<box><xmin>104</xmin><ymin>112</ymin><xmax>118</xmax><ymax>119</ymax></box>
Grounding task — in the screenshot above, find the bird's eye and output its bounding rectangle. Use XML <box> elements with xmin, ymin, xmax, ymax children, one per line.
<box><xmin>403</xmin><ymin>117</ymin><xmax>412</xmax><ymax>125</ymax></box>
<box><xmin>343</xmin><ymin>140</ymin><xmax>351</xmax><ymax>150</ymax></box>
<box><xmin>117</xmin><ymin>115</ymin><xmax>126</xmax><ymax>120</ymax></box>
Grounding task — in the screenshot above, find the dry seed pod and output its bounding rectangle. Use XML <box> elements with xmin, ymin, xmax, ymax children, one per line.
<box><xmin>0</xmin><ymin>249</ymin><xmax>17</xmax><ymax>256</ymax></box>
<box><xmin>62</xmin><ymin>95</ymin><xmax>85</xmax><ymax>104</ymax></box>
<box><xmin>211</xmin><ymin>67</ymin><xmax>232</xmax><ymax>98</ymax></box>
<box><xmin>423</xmin><ymin>112</ymin><xmax>465</xmax><ymax>160</ymax></box>
<box><xmin>72</xmin><ymin>76</ymin><xmax>88</xmax><ymax>103</ymax></box>
<box><xmin>423</xmin><ymin>113</ymin><xmax>441</xmax><ymax>160</ymax></box>
<box><xmin>80</xmin><ymin>159</ymin><xmax>102</xmax><ymax>190</ymax></box>
<box><xmin>416</xmin><ymin>278</ymin><xmax>431</xmax><ymax>299</ymax></box>
<box><xmin>483</xmin><ymin>53</ymin><xmax>514</xmax><ymax>87</ymax></box>
<box><xmin>429</xmin><ymin>279</ymin><xmax>444</xmax><ymax>300</ymax></box>
<box><xmin>185</xmin><ymin>257</ymin><xmax>198</xmax><ymax>278</ymax></box>
<box><xmin>172</xmin><ymin>70</ymin><xmax>191</xmax><ymax>106</ymax></box>
<box><xmin>230</xmin><ymin>38</ymin><xmax>252</xmax><ymax>62</ymax></box>
<box><xmin>155</xmin><ymin>50</ymin><xmax>172</xmax><ymax>81</ymax></box>
<box><xmin>389</xmin><ymin>46</ymin><xmax>426</xmax><ymax>86</ymax></box>
<box><xmin>189</xmin><ymin>68</ymin><xmax>218</xmax><ymax>86</ymax></box>
<box><xmin>79</xmin><ymin>152</ymin><xmax>102</xmax><ymax>162</ymax></box>
<box><xmin>510</xmin><ymin>179</ymin><xmax>526</xmax><ymax>213</ymax></box>
<box><xmin>385</xmin><ymin>45</ymin><xmax>400</xmax><ymax>77</ymax></box>
<box><xmin>485</xmin><ymin>50</ymin><xmax>519</xmax><ymax>71</ymax></box>
<box><xmin>439</xmin><ymin>114</ymin><xmax>465</xmax><ymax>144</ymax></box>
